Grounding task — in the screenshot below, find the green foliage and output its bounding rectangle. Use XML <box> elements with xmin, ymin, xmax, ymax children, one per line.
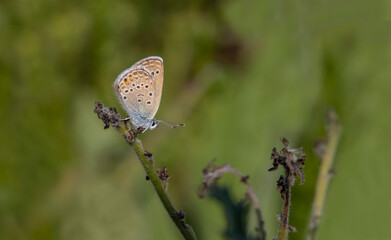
<box><xmin>0</xmin><ymin>0</ymin><xmax>390</xmax><ymax>239</ymax></box>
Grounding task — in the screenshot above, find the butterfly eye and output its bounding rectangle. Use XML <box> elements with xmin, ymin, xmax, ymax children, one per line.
<box><xmin>150</xmin><ymin>120</ymin><xmax>158</xmax><ymax>130</ymax></box>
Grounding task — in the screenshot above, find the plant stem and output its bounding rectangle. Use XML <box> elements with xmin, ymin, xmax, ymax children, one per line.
<box><xmin>307</xmin><ymin>110</ymin><xmax>342</xmax><ymax>240</ymax></box>
<box><xmin>130</xmin><ymin>138</ymin><xmax>197</xmax><ymax>240</ymax></box>
<box><xmin>277</xmin><ymin>169</ymin><xmax>291</xmax><ymax>240</ymax></box>
<box><xmin>269</xmin><ymin>138</ymin><xmax>305</xmax><ymax>240</ymax></box>
<box><xmin>95</xmin><ymin>102</ymin><xmax>197</xmax><ymax>240</ymax></box>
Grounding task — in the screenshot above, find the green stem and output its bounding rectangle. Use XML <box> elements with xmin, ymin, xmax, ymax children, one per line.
<box><xmin>95</xmin><ymin>102</ymin><xmax>197</xmax><ymax>240</ymax></box>
<box><xmin>307</xmin><ymin>111</ymin><xmax>342</xmax><ymax>240</ymax></box>
<box><xmin>130</xmin><ymin>138</ymin><xmax>197</xmax><ymax>240</ymax></box>
<box><xmin>118</xmin><ymin>126</ymin><xmax>197</xmax><ymax>240</ymax></box>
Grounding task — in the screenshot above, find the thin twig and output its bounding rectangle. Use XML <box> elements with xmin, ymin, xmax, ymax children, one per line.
<box><xmin>269</xmin><ymin>138</ymin><xmax>306</xmax><ymax>240</ymax></box>
<box><xmin>307</xmin><ymin>110</ymin><xmax>342</xmax><ymax>240</ymax></box>
<box><xmin>94</xmin><ymin>102</ymin><xmax>197</xmax><ymax>240</ymax></box>
<box><xmin>277</xmin><ymin>168</ymin><xmax>292</xmax><ymax>240</ymax></box>
<box><xmin>198</xmin><ymin>161</ymin><xmax>266</xmax><ymax>240</ymax></box>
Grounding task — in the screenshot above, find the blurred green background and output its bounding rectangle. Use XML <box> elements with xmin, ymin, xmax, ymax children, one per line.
<box><xmin>1</xmin><ymin>0</ymin><xmax>390</xmax><ymax>239</ymax></box>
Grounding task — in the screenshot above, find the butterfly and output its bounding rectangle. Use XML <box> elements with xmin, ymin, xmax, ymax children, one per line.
<box><xmin>114</xmin><ymin>56</ymin><xmax>184</xmax><ymax>132</ymax></box>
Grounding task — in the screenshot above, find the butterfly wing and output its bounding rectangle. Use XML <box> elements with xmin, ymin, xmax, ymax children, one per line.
<box><xmin>114</xmin><ymin>66</ymin><xmax>160</xmax><ymax>128</ymax></box>
<box><xmin>131</xmin><ymin>56</ymin><xmax>164</xmax><ymax>118</ymax></box>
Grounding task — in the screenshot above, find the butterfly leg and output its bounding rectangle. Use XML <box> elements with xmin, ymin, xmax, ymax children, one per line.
<box><xmin>120</xmin><ymin>116</ymin><xmax>131</xmax><ymax>121</ymax></box>
<box><xmin>120</xmin><ymin>116</ymin><xmax>132</xmax><ymax>126</ymax></box>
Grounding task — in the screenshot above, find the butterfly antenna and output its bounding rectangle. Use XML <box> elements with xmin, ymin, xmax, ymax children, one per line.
<box><xmin>157</xmin><ymin>120</ymin><xmax>185</xmax><ymax>128</ymax></box>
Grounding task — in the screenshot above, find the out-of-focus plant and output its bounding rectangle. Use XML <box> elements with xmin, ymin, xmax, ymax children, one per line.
<box><xmin>307</xmin><ymin>110</ymin><xmax>342</xmax><ymax>240</ymax></box>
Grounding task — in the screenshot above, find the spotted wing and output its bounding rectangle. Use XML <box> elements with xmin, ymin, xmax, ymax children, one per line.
<box><xmin>114</xmin><ymin>66</ymin><xmax>160</xmax><ymax>125</ymax></box>
<box><xmin>131</xmin><ymin>56</ymin><xmax>164</xmax><ymax>118</ymax></box>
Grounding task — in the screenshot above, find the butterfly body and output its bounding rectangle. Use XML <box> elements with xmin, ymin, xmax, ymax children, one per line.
<box><xmin>114</xmin><ymin>56</ymin><xmax>165</xmax><ymax>131</ymax></box>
